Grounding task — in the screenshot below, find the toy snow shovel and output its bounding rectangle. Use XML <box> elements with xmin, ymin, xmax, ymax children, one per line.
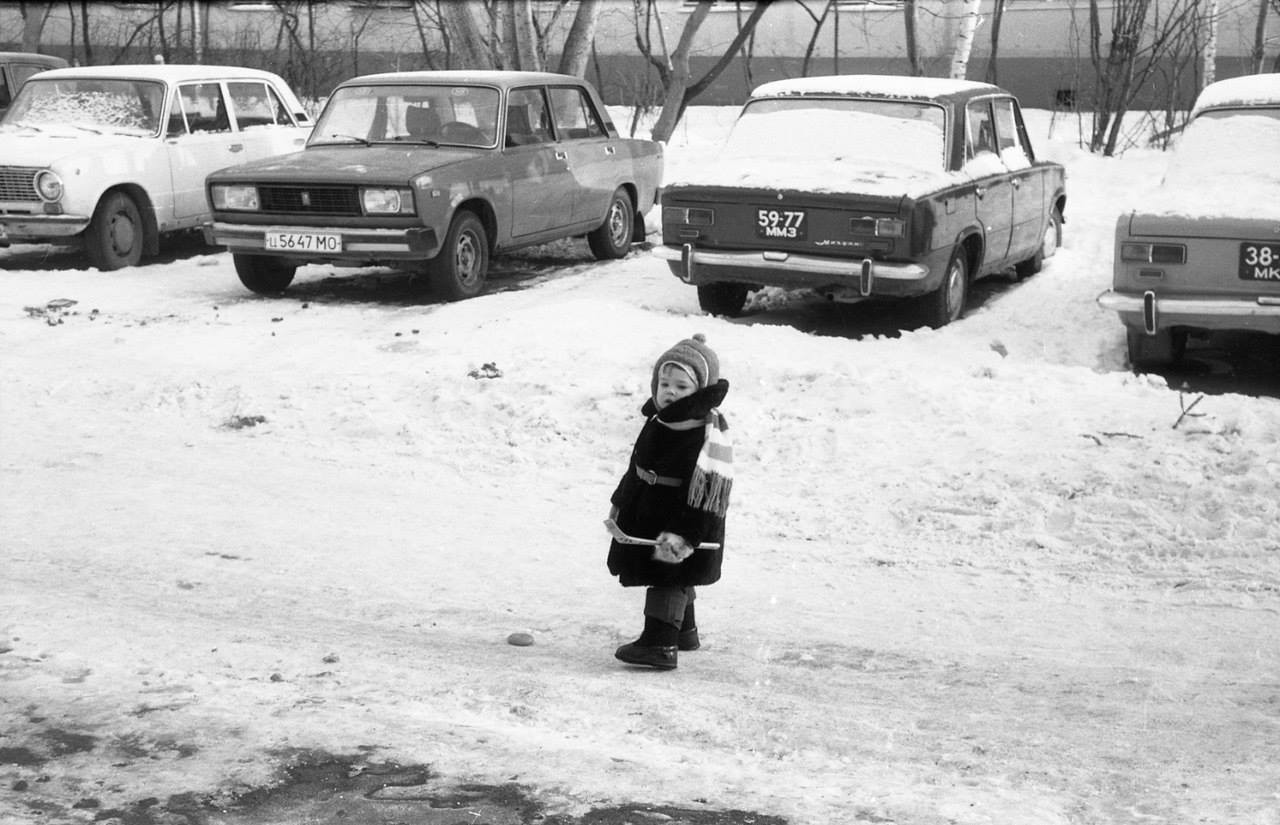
<box><xmin>603</xmin><ymin>519</ymin><xmax>721</xmax><ymax>550</ymax></box>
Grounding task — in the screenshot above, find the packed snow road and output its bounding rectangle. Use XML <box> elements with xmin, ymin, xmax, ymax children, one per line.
<box><xmin>3</xmin><ymin>113</ymin><xmax>1279</xmax><ymax>825</ymax></box>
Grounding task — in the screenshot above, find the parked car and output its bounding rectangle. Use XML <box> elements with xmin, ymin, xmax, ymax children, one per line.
<box><xmin>1097</xmin><ymin>73</ymin><xmax>1280</xmax><ymax>368</ymax></box>
<box><xmin>204</xmin><ymin>70</ymin><xmax>663</xmax><ymax>299</ymax></box>
<box><xmin>0</xmin><ymin>64</ymin><xmax>311</xmax><ymax>269</ymax></box>
<box><xmin>656</xmin><ymin>75</ymin><xmax>1066</xmax><ymax>327</ymax></box>
<box><xmin>0</xmin><ymin>52</ymin><xmax>68</xmax><ymax>118</ymax></box>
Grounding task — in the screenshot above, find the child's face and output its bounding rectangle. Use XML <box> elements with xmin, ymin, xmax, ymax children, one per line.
<box><xmin>655</xmin><ymin>364</ymin><xmax>698</xmax><ymax>409</ymax></box>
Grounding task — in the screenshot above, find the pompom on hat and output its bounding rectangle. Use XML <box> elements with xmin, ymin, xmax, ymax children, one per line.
<box><xmin>651</xmin><ymin>333</ymin><xmax>720</xmax><ymax>397</ymax></box>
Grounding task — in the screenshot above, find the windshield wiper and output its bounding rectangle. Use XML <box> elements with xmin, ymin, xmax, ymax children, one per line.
<box><xmin>389</xmin><ymin>135</ymin><xmax>440</xmax><ymax>147</ymax></box>
<box><xmin>322</xmin><ymin>133</ymin><xmax>371</xmax><ymax>146</ymax></box>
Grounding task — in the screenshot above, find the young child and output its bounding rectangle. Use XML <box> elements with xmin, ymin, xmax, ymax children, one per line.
<box><xmin>607</xmin><ymin>334</ymin><xmax>732</xmax><ymax>670</ymax></box>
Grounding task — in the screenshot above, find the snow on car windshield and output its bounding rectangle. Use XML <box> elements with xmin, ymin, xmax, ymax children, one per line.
<box><xmin>310</xmin><ymin>84</ymin><xmax>500</xmax><ymax>147</ymax></box>
<box><xmin>667</xmin><ymin>97</ymin><xmax>954</xmax><ymax>194</ymax></box>
<box><xmin>1154</xmin><ymin>108</ymin><xmax>1280</xmax><ymax>219</ymax></box>
<box><xmin>3</xmin><ymin>78</ymin><xmax>164</xmax><ymax>136</ymax></box>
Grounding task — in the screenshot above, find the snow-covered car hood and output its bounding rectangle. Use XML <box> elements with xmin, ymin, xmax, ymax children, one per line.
<box><xmin>209</xmin><ymin>143</ymin><xmax>487</xmax><ymax>184</ymax></box>
<box><xmin>0</xmin><ymin>127</ymin><xmax>156</xmax><ymax>168</ymax></box>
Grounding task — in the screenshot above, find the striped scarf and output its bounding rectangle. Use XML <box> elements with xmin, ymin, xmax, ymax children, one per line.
<box><xmin>688</xmin><ymin>409</ymin><xmax>733</xmax><ymax>517</ymax></box>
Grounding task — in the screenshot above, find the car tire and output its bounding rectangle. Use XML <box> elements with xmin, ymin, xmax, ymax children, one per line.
<box><xmin>429</xmin><ymin>211</ymin><xmax>489</xmax><ymax>301</ymax></box>
<box><xmin>919</xmin><ymin>246</ymin><xmax>969</xmax><ymax>328</ymax></box>
<box><xmin>1126</xmin><ymin>326</ymin><xmax>1187</xmax><ymax>369</ymax></box>
<box><xmin>234</xmin><ymin>254</ymin><xmax>296</xmax><ymax>295</ymax></box>
<box><xmin>1015</xmin><ymin>205</ymin><xmax>1062</xmax><ymax>280</ymax></box>
<box><xmin>697</xmin><ymin>282</ymin><xmax>750</xmax><ymax>317</ymax></box>
<box><xmin>587</xmin><ymin>188</ymin><xmax>634</xmax><ymax>260</ymax></box>
<box><xmin>84</xmin><ymin>191</ymin><xmax>145</xmax><ymax>271</ymax></box>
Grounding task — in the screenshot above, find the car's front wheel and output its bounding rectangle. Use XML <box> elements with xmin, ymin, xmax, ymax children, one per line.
<box><xmin>234</xmin><ymin>254</ymin><xmax>297</xmax><ymax>295</ymax></box>
<box><xmin>429</xmin><ymin>211</ymin><xmax>489</xmax><ymax>301</ymax></box>
<box><xmin>1015</xmin><ymin>205</ymin><xmax>1062</xmax><ymax>280</ymax></box>
<box><xmin>918</xmin><ymin>246</ymin><xmax>969</xmax><ymax>328</ymax></box>
<box><xmin>84</xmin><ymin>191</ymin><xmax>145</xmax><ymax>271</ymax></box>
<box><xmin>697</xmin><ymin>282</ymin><xmax>750</xmax><ymax>317</ymax></box>
<box><xmin>587</xmin><ymin>188</ymin><xmax>635</xmax><ymax>260</ymax></box>
<box><xmin>1126</xmin><ymin>326</ymin><xmax>1187</xmax><ymax>369</ymax></box>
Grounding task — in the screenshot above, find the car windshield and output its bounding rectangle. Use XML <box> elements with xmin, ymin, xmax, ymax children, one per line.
<box><xmin>725</xmin><ymin>98</ymin><xmax>948</xmax><ymax>171</ymax></box>
<box><xmin>1163</xmin><ymin>108</ymin><xmax>1280</xmax><ymax>187</ymax></box>
<box><xmin>310</xmin><ymin>83</ymin><xmax>499</xmax><ymax>148</ymax></box>
<box><xmin>1</xmin><ymin>77</ymin><xmax>165</xmax><ymax>136</ymax></box>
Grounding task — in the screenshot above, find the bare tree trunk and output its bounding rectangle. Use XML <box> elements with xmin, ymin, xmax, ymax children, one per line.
<box><xmin>1251</xmin><ymin>0</ymin><xmax>1269</xmax><ymax>72</ymax></box>
<box><xmin>440</xmin><ymin>0</ymin><xmax>489</xmax><ymax>69</ymax></box>
<box><xmin>558</xmin><ymin>0</ymin><xmax>602</xmax><ymax>76</ymax></box>
<box><xmin>511</xmin><ymin>0</ymin><xmax>542</xmax><ymax>71</ymax></box>
<box><xmin>79</xmin><ymin>0</ymin><xmax>93</xmax><ymax>66</ymax></box>
<box><xmin>1202</xmin><ymin>0</ymin><xmax>1219</xmax><ymax>87</ymax></box>
<box><xmin>985</xmin><ymin>0</ymin><xmax>1006</xmax><ymax>84</ymax></box>
<box><xmin>642</xmin><ymin>0</ymin><xmax>771</xmax><ymax>143</ymax></box>
<box><xmin>19</xmin><ymin>2</ymin><xmax>54</xmax><ymax>52</ymax></box>
<box><xmin>949</xmin><ymin>0</ymin><xmax>982</xmax><ymax>79</ymax></box>
<box><xmin>904</xmin><ymin>0</ymin><xmax>922</xmax><ymax>76</ymax></box>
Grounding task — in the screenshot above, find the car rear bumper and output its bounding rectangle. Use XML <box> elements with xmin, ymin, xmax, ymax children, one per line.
<box><xmin>0</xmin><ymin>214</ymin><xmax>90</xmax><ymax>242</ymax></box>
<box><xmin>1097</xmin><ymin>289</ymin><xmax>1280</xmax><ymax>334</ymax></box>
<box><xmin>654</xmin><ymin>243</ymin><xmax>930</xmax><ymax>297</ymax></box>
<box><xmin>205</xmin><ymin>221</ymin><xmax>440</xmax><ymax>262</ymax></box>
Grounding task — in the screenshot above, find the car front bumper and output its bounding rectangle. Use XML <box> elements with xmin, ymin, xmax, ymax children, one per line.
<box><xmin>654</xmin><ymin>243</ymin><xmax>932</xmax><ymax>299</ymax></box>
<box><xmin>0</xmin><ymin>213</ymin><xmax>91</xmax><ymax>243</ymax></box>
<box><xmin>1097</xmin><ymin>289</ymin><xmax>1280</xmax><ymax>335</ymax></box>
<box><xmin>205</xmin><ymin>221</ymin><xmax>440</xmax><ymax>263</ymax></box>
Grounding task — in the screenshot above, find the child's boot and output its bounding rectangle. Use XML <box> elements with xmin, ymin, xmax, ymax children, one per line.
<box><xmin>678</xmin><ymin>601</ymin><xmax>700</xmax><ymax>651</ymax></box>
<box><xmin>615</xmin><ymin>616</ymin><xmax>678</xmax><ymax>669</ymax></box>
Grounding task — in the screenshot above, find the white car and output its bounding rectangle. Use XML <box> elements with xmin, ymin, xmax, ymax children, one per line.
<box><xmin>0</xmin><ymin>64</ymin><xmax>310</xmax><ymax>269</ymax></box>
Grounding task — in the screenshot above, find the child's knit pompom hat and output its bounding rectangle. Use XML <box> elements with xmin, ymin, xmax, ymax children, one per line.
<box><xmin>652</xmin><ymin>333</ymin><xmax>720</xmax><ymax>397</ymax></box>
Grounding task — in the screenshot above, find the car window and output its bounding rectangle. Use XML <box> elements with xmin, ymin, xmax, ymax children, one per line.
<box><xmin>5</xmin><ymin>77</ymin><xmax>164</xmax><ymax>135</ymax></box>
<box><xmin>166</xmin><ymin>87</ymin><xmax>188</xmax><ymax>135</ymax></box>
<box><xmin>0</xmin><ymin>71</ymin><xmax>10</xmax><ymax>109</ymax></box>
<box><xmin>548</xmin><ymin>86</ymin><xmax>606</xmax><ymax>141</ymax></box>
<box><xmin>12</xmin><ymin>63</ymin><xmax>53</xmax><ymax>86</ymax></box>
<box><xmin>179</xmin><ymin>82</ymin><xmax>232</xmax><ymax>133</ymax></box>
<box><xmin>966</xmin><ymin>101</ymin><xmax>998</xmax><ymax>159</ymax></box>
<box><xmin>992</xmin><ymin>97</ymin><xmax>1031</xmax><ymax>170</ymax></box>
<box><xmin>506</xmin><ymin>87</ymin><xmax>553</xmax><ymax>147</ymax></box>
<box><xmin>228</xmin><ymin>81</ymin><xmax>295</xmax><ymax>129</ymax></box>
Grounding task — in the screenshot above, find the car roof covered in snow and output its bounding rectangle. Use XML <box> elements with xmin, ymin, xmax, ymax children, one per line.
<box><xmin>750</xmin><ymin>74</ymin><xmax>1005</xmax><ymax>103</ymax></box>
<box><xmin>337</xmin><ymin>70</ymin><xmax>587</xmax><ymax>90</ymax></box>
<box><xmin>29</xmin><ymin>63</ymin><xmax>291</xmax><ymax>85</ymax></box>
<box><xmin>1191</xmin><ymin>73</ymin><xmax>1280</xmax><ymax>116</ymax></box>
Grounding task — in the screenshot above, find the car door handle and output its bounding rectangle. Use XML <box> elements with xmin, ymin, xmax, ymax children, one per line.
<box><xmin>554</xmin><ymin>151</ymin><xmax>567</xmax><ymax>161</ymax></box>
<box><xmin>975</xmin><ymin>186</ymin><xmax>986</xmax><ymax>199</ymax></box>
<box><xmin>605</xmin><ymin>146</ymin><xmax>616</xmax><ymax>155</ymax></box>
<box><xmin>229</xmin><ymin>143</ymin><xmax>244</xmax><ymax>153</ymax></box>
<box><xmin>1011</xmin><ymin>177</ymin><xmax>1021</xmax><ymax>188</ymax></box>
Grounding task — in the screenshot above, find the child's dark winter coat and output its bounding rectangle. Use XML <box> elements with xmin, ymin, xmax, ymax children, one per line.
<box><xmin>607</xmin><ymin>379</ymin><xmax>729</xmax><ymax>588</ymax></box>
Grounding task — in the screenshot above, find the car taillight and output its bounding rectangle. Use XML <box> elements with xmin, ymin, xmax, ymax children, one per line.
<box><xmin>663</xmin><ymin>206</ymin><xmax>714</xmax><ymax>226</ymax></box>
<box><xmin>850</xmin><ymin>216</ymin><xmax>905</xmax><ymax>238</ymax></box>
<box><xmin>1121</xmin><ymin>242</ymin><xmax>1186</xmax><ymax>264</ymax></box>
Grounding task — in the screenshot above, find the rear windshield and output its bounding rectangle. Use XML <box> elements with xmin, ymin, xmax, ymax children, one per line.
<box><xmin>727</xmin><ymin>97</ymin><xmax>948</xmax><ymax>171</ymax></box>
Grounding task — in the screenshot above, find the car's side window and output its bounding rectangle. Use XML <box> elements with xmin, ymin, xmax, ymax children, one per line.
<box><xmin>0</xmin><ymin>70</ymin><xmax>11</xmax><ymax>109</ymax></box>
<box><xmin>992</xmin><ymin>97</ymin><xmax>1032</xmax><ymax>170</ymax></box>
<box><xmin>548</xmin><ymin>86</ymin><xmax>606</xmax><ymax>141</ymax></box>
<box><xmin>228</xmin><ymin>81</ymin><xmax>295</xmax><ymax>129</ymax></box>
<box><xmin>179</xmin><ymin>82</ymin><xmax>232</xmax><ymax>134</ymax></box>
<box><xmin>506</xmin><ymin>87</ymin><xmax>553</xmax><ymax>147</ymax></box>
<box><xmin>13</xmin><ymin>64</ymin><xmax>51</xmax><ymax>87</ymax></box>
<box><xmin>166</xmin><ymin>88</ymin><xmax>189</xmax><ymax>136</ymax></box>
<box><xmin>966</xmin><ymin>101</ymin><xmax>999</xmax><ymax>159</ymax></box>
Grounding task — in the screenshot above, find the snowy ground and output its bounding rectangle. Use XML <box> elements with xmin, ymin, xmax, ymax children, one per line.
<box><xmin>2</xmin><ymin>109</ymin><xmax>1278</xmax><ymax>825</ymax></box>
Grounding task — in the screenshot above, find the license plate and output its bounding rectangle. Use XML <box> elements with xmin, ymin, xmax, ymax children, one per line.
<box><xmin>265</xmin><ymin>231</ymin><xmax>341</xmax><ymax>252</ymax></box>
<box><xmin>755</xmin><ymin>207</ymin><xmax>807</xmax><ymax>240</ymax></box>
<box><xmin>1239</xmin><ymin>241</ymin><xmax>1280</xmax><ymax>281</ymax></box>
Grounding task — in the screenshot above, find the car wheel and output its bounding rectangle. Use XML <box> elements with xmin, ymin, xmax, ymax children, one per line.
<box><xmin>919</xmin><ymin>246</ymin><xmax>969</xmax><ymax>328</ymax></box>
<box><xmin>234</xmin><ymin>254</ymin><xmax>297</xmax><ymax>295</ymax></box>
<box><xmin>697</xmin><ymin>282</ymin><xmax>750</xmax><ymax>317</ymax></box>
<box><xmin>587</xmin><ymin>188</ymin><xmax>635</xmax><ymax>260</ymax></box>
<box><xmin>1126</xmin><ymin>326</ymin><xmax>1187</xmax><ymax>369</ymax></box>
<box><xmin>429</xmin><ymin>211</ymin><xmax>489</xmax><ymax>301</ymax></box>
<box><xmin>1015</xmin><ymin>205</ymin><xmax>1062</xmax><ymax>280</ymax></box>
<box><xmin>84</xmin><ymin>191</ymin><xmax>145</xmax><ymax>271</ymax></box>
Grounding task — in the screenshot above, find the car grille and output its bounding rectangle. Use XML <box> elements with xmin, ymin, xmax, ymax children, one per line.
<box><xmin>0</xmin><ymin>167</ymin><xmax>40</xmax><ymax>202</ymax></box>
<box><xmin>257</xmin><ymin>184</ymin><xmax>361</xmax><ymax>215</ymax></box>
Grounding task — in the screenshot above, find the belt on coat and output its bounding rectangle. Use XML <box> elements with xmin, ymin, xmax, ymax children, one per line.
<box><xmin>635</xmin><ymin>466</ymin><xmax>682</xmax><ymax>487</ymax></box>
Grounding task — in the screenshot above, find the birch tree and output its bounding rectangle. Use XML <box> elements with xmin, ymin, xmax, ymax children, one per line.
<box><xmin>949</xmin><ymin>0</ymin><xmax>983</xmax><ymax>79</ymax></box>
<box><xmin>1202</xmin><ymin>0</ymin><xmax>1219</xmax><ymax>87</ymax></box>
<box><xmin>904</xmin><ymin>0</ymin><xmax>923</xmax><ymax>76</ymax></box>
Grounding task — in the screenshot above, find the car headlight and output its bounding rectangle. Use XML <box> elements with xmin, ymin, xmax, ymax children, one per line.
<box><xmin>1120</xmin><ymin>242</ymin><xmax>1186</xmax><ymax>264</ymax></box>
<box><xmin>361</xmin><ymin>188</ymin><xmax>415</xmax><ymax>215</ymax></box>
<box><xmin>34</xmin><ymin>170</ymin><xmax>63</xmax><ymax>202</ymax></box>
<box><xmin>211</xmin><ymin>184</ymin><xmax>259</xmax><ymax>211</ymax></box>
